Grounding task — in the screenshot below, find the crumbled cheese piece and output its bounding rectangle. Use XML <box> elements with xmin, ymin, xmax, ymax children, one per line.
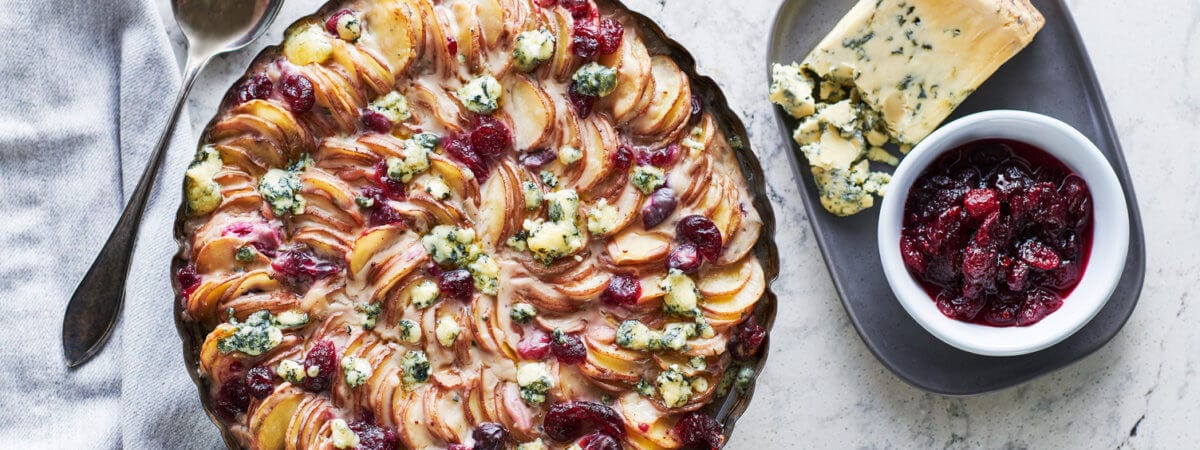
<box><xmin>436</xmin><ymin>317</ymin><xmax>461</xmax><ymax>347</ymax></box>
<box><xmin>425</xmin><ymin>176</ymin><xmax>452</xmax><ymax>200</ymax></box>
<box><xmin>386</xmin><ymin>139</ymin><xmax>432</xmax><ymax>183</ymax></box>
<box><xmin>557</xmin><ymin>145</ymin><xmax>583</xmax><ymax>165</ymax></box>
<box><xmin>659</xmin><ymin>269</ymin><xmax>702</xmax><ymax>317</ymax></box>
<box><xmin>512</xmin><ymin>29</ymin><xmax>555</xmax><ymax>72</ymax></box>
<box><xmin>330</xmin><ymin>419</ymin><xmax>359</xmax><ymax>449</ymax></box>
<box><xmin>467</xmin><ymin>253</ymin><xmax>500</xmax><ymax>295</ymax></box>
<box><xmin>523</xmin><ymin>219</ymin><xmax>583</xmax><ymax>265</ymax></box>
<box><xmin>259</xmin><ymin>168</ymin><xmax>306</xmax><ymax>216</ymax></box>
<box><xmin>369</xmin><ymin>91</ymin><xmax>411</xmax><ymax>123</ymax></box>
<box><xmin>421</xmin><ymin>225</ymin><xmax>477</xmax><ymax>267</ymax></box>
<box><xmin>184</xmin><ymin>145</ymin><xmax>223</xmax><ymax>215</ymax></box>
<box><xmin>681</xmin><ymin>126</ymin><xmax>706</xmax><ymax>153</ymax></box>
<box><xmin>216</xmin><ymin>311</ymin><xmax>284</xmax><ymax>356</ymax></box>
<box><xmin>340</xmin><ymin>356</ymin><xmax>373</xmax><ymax>388</ymax></box>
<box><xmin>284</xmin><ymin>24</ymin><xmax>333</xmax><ymax>66</ymax></box>
<box><xmin>235</xmin><ymin>246</ymin><xmax>256</xmax><ymax>263</ymax></box>
<box><xmin>456</xmin><ymin>75</ymin><xmax>503</xmax><ymax>114</ymax></box>
<box><xmin>586</xmin><ymin>198</ymin><xmax>620</xmax><ymax>235</ymax></box>
<box><xmin>333</xmin><ymin>12</ymin><xmax>361</xmax><ymax>41</ymax></box>
<box><xmin>516</xmin><ymin>362</ymin><xmax>555</xmax><ymax>406</ymax></box>
<box><xmin>356</xmin><ymin>302</ymin><xmax>381</xmax><ymax>330</ymax></box>
<box><xmin>276</xmin><ymin>359</ymin><xmax>306</xmax><ymax>384</ymax></box>
<box><xmin>734</xmin><ymin>366</ymin><xmax>755</xmax><ymax>392</ymax></box>
<box><xmin>400</xmin><ymin>350</ymin><xmax>430</xmax><ymax>385</ymax></box>
<box><xmin>273</xmin><ymin>310</ymin><xmax>309</xmax><ymax>329</ymax></box>
<box><xmin>616</xmin><ymin>320</ymin><xmax>660</xmax><ymax>351</ymax></box>
<box><xmin>544</xmin><ymin>189</ymin><xmax>579</xmax><ymax>222</ymax></box>
<box><xmin>630</xmin><ymin>165</ymin><xmax>666</xmax><ymax>194</ymax></box>
<box><xmin>656</xmin><ymin>365</ymin><xmax>693</xmax><ymax>408</ymax></box>
<box><xmin>660</xmin><ymin>322</ymin><xmax>696</xmax><ymax>351</ymax></box>
<box><xmin>538</xmin><ymin>170</ymin><xmax>559</xmax><ymax>188</ymax></box>
<box><xmin>510</xmin><ymin>303</ymin><xmax>537</xmax><ymax>323</ymax></box>
<box><xmin>398</xmin><ymin>319</ymin><xmax>421</xmax><ymax>344</ymax></box>
<box><xmin>571</xmin><ymin>62</ymin><xmax>618</xmax><ymax>97</ymax></box>
<box><xmin>521</xmin><ymin>180</ymin><xmax>543</xmax><ymax>211</ymax></box>
<box><xmin>410</xmin><ymin>279</ymin><xmax>441</xmax><ymax>309</ymax></box>
<box><xmin>635</xmin><ymin>379</ymin><xmax>656</xmax><ymax>397</ymax></box>
<box><xmin>769</xmin><ymin>63</ymin><xmax>817</xmax><ymax>119</ymax></box>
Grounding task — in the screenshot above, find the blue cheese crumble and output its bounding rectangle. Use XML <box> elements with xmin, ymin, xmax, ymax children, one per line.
<box><xmin>467</xmin><ymin>253</ymin><xmax>500</xmax><ymax>295</ymax></box>
<box><xmin>656</xmin><ymin>365</ymin><xmax>693</xmax><ymax>408</ymax></box>
<box><xmin>398</xmin><ymin>319</ymin><xmax>421</xmax><ymax>344</ymax></box>
<box><xmin>369</xmin><ymin>91</ymin><xmax>411</xmax><ymax>122</ymax></box>
<box><xmin>259</xmin><ymin>168</ymin><xmax>306</xmax><ymax>216</ymax></box>
<box><xmin>330</xmin><ymin>419</ymin><xmax>359</xmax><ymax>449</ymax></box>
<box><xmin>356</xmin><ymin>302</ymin><xmax>381</xmax><ymax>330</ymax></box>
<box><xmin>522</xmin><ymin>219</ymin><xmax>583</xmax><ymax>265</ymax></box>
<box><xmin>558</xmin><ymin>145</ymin><xmax>583</xmax><ymax>165</ymax></box>
<box><xmin>586</xmin><ymin>198</ymin><xmax>620</xmax><ymax>235</ymax></box>
<box><xmin>386</xmin><ymin>138</ymin><xmax>432</xmax><ymax>183</ymax></box>
<box><xmin>216</xmin><ymin>310</ymin><xmax>284</xmax><ymax>356</ymax></box>
<box><xmin>456</xmin><ymin>75</ymin><xmax>503</xmax><ymax>114</ymax></box>
<box><xmin>521</xmin><ymin>180</ymin><xmax>543</xmax><ymax>210</ymax></box>
<box><xmin>436</xmin><ymin>316</ymin><xmax>461</xmax><ymax>347</ymax></box>
<box><xmin>512</xmin><ymin>29</ymin><xmax>555</xmax><ymax>72</ymax></box>
<box><xmin>769</xmin><ymin>63</ymin><xmax>817</xmax><ymax>119</ymax></box>
<box><xmin>510</xmin><ymin>303</ymin><xmax>537</xmax><ymax>323</ymax></box>
<box><xmin>659</xmin><ymin>269</ymin><xmax>702</xmax><ymax>317</ymax></box>
<box><xmin>340</xmin><ymin>356</ymin><xmax>373</xmax><ymax>388</ymax></box>
<box><xmin>185</xmin><ymin>145</ymin><xmax>223</xmax><ymax>215</ymax></box>
<box><xmin>410</xmin><ymin>279</ymin><xmax>441</xmax><ymax>309</ymax></box>
<box><xmin>571</xmin><ymin>62</ymin><xmax>618</xmax><ymax>97</ymax></box>
<box><xmin>544</xmin><ymin>189</ymin><xmax>579</xmax><ymax>222</ymax></box>
<box><xmin>421</xmin><ymin>225</ymin><xmax>477</xmax><ymax>267</ymax></box>
<box><xmin>630</xmin><ymin>165</ymin><xmax>666</xmax><ymax>194</ymax></box>
<box><xmin>401</xmin><ymin>350</ymin><xmax>430</xmax><ymax>385</ymax></box>
<box><xmin>276</xmin><ymin>359</ymin><xmax>306</xmax><ymax>384</ymax></box>
<box><xmin>516</xmin><ymin>362</ymin><xmax>555</xmax><ymax>406</ymax></box>
<box><xmin>333</xmin><ymin>12</ymin><xmax>362</xmax><ymax>41</ymax></box>
<box><xmin>616</xmin><ymin>320</ymin><xmax>660</xmax><ymax>351</ymax></box>
<box><xmin>424</xmin><ymin>176</ymin><xmax>452</xmax><ymax>200</ymax></box>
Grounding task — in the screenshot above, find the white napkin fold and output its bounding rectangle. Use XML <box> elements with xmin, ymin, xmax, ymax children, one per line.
<box><xmin>0</xmin><ymin>0</ymin><xmax>221</xmax><ymax>447</ymax></box>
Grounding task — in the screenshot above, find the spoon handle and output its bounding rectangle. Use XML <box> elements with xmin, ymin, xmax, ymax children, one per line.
<box><xmin>62</xmin><ymin>55</ymin><xmax>207</xmax><ymax>368</ymax></box>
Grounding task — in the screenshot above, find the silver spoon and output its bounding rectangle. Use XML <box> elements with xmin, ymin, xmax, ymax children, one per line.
<box><xmin>62</xmin><ymin>0</ymin><xmax>285</xmax><ymax>368</ymax></box>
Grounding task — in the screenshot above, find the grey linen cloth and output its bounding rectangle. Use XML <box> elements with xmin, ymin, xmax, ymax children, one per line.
<box><xmin>0</xmin><ymin>0</ymin><xmax>220</xmax><ymax>447</ymax></box>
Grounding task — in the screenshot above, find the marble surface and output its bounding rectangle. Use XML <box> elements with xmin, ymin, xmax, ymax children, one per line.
<box><xmin>155</xmin><ymin>0</ymin><xmax>1199</xmax><ymax>447</ymax></box>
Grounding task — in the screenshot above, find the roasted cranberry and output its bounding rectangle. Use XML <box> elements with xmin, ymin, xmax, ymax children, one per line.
<box><xmin>370</xmin><ymin>160</ymin><xmax>407</xmax><ymax>199</ymax></box>
<box><xmin>673</xmin><ymin>411</ymin><xmax>723</xmax><ymax>450</ymax></box>
<box><xmin>535</xmin><ymin>0</ymin><xmax>557</xmax><ymax>7</ymax></box>
<box><xmin>361</xmin><ymin>110</ymin><xmax>393</xmax><ymax>134</ymax></box>
<box><xmin>245</xmin><ymin>366</ymin><xmax>274</xmax><ymax>400</ymax></box>
<box><xmin>325</xmin><ymin>10</ymin><xmax>350</xmax><ymax>34</ymax></box>
<box><xmin>578</xmin><ymin>432</ymin><xmax>621</xmax><ymax>450</ymax></box>
<box><xmin>638</xmin><ymin>144</ymin><xmax>679</xmax><ymax>167</ymax></box>
<box><xmin>301</xmin><ymin>340</ymin><xmax>337</xmax><ymax>392</ymax></box>
<box><xmin>470</xmin><ymin>116</ymin><xmax>513</xmax><ymax>158</ymax></box>
<box><xmin>235</xmin><ymin>74</ymin><xmax>273</xmax><ymax>104</ymax></box>
<box><xmin>676</xmin><ymin>215</ymin><xmax>722</xmax><ymax>261</ymax></box>
<box><xmin>272</xmin><ymin>247</ymin><xmax>342</xmax><ymax>282</ymax></box>
<box><xmin>1018</xmin><ymin>239</ymin><xmax>1061</xmax><ymax>270</ymax></box>
<box><xmin>550</xmin><ymin>330</ymin><xmax>586</xmax><ymax>365</ymax></box>
<box><xmin>280</xmin><ymin>73</ymin><xmax>315</xmax><ymax>112</ymax></box>
<box><xmin>447</xmin><ymin>37</ymin><xmax>459</xmax><ymax>56</ymax></box>
<box><xmin>568</xmin><ymin>82</ymin><xmax>596</xmax><ymax>117</ymax></box>
<box><xmin>571</xmin><ymin>23</ymin><xmax>600</xmax><ymax>59</ymax></box>
<box><xmin>214</xmin><ymin>376</ymin><xmax>250</xmax><ymax>420</ymax></box>
<box><xmin>349</xmin><ymin>414</ymin><xmax>399</xmax><ymax>450</ymax></box>
<box><xmin>517</xmin><ymin>329</ymin><xmax>552</xmax><ymax>360</ymax></box>
<box><xmin>642</xmin><ymin>187</ymin><xmax>677</xmax><ymax>229</ymax></box>
<box><xmin>543</xmin><ymin>401</ymin><xmax>625</xmax><ymax>442</ymax></box>
<box><xmin>520</xmin><ymin>147</ymin><xmax>558</xmax><ymax>169</ymax></box>
<box><xmin>562</xmin><ymin>0</ymin><xmax>597</xmax><ymax>21</ymax></box>
<box><xmin>177</xmin><ymin>264</ymin><xmax>201</xmax><ymax>297</ymax></box>
<box><xmin>729</xmin><ymin>316</ymin><xmax>766</xmax><ymax>361</ymax></box>
<box><xmin>472</xmin><ymin>423</ymin><xmax>509</xmax><ymax>450</ymax></box>
<box><xmin>668</xmin><ymin>243</ymin><xmax>702</xmax><ymax>274</ymax></box>
<box><xmin>596</xmin><ymin>18</ymin><xmax>624</xmax><ymax>55</ymax></box>
<box><xmin>612</xmin><ymin>144</ymin><xmax>634</xmax><ymax>172</ymax></box>
<box><xmin>600</xmin><ymin>274</ymin><xmax>641</xmax><ymax>306</ymax></box>
<box><xmin>368</xmin><ymin>204</ymin><xmax>406</xmax><ymax>227</ymax></box>
<box><xmin>443</xmin><ymin>133</ymin><xmax>489</xmax><ymax>179</ymax></box>
<box><xmin>439</xmin><ymin>269</ymin><xmax>474</xmax><ymax>301</ymax></box>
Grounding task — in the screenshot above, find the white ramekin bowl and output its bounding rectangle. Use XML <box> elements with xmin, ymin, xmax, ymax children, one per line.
<box><xmin>878</xmin><ymin>110</ymin><xmax>1130</xmax><ymax>357</ymax></box>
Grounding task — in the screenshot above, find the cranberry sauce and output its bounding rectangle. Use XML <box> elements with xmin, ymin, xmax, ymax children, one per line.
<box><xmin>899</xmin><ymin>139</ymin><xmax>1094</xmax><ymax>327</ymax></box>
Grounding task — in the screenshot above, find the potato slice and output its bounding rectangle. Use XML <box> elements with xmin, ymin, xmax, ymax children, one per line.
<box><xmin>501</xmin><ymin>74</ymin><xmax>554</xmax><ymax>151</ymax></box>
<box><xmin>606</xmin><ymin>229</ymin><xmax>670</xmax><ymax>265</ymax></box>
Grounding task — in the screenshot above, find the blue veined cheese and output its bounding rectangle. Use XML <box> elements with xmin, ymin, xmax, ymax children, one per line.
<box><xmin>332</xmin><ymin>12</ymin><xmax>361</xmax><ymax>41</ymax></box>
<box><xmin>284</xmin><ymin>24</ymin><xmax>333</xmax><ymax>66</ymax></box>
<box><xmin>369</xmin><ymin>91</ymin><xmax>411</xmax><ymax>122</ymax></box>
<box><xmin>635</xmin><ymin>379</ymin><xmax>656</xmax><ymax>397</ymax></box>
<box><xmin>386</xmin><ymin>139</ymin><xmax>431</xmax><ymax>183</ymax></box>
<box><xmin>538</xmin><ymin>170</ymin><xmax>559</xmax><ymax>188</ymax></box>
<box><xmin>557</xmin><ymin>145</ymin><xmax>583</xmax><ymax>165</ymax></box>
<box><xmin>616</xmin><ymin>320</ymin><xmax>660</xmax><ymax>351</ymax></box>
<box><xmin>512</xmin><ymin>29</ymin><xmax>555</xmax><ymax>72</ymax></box>
<box><xmin>681</xmin><ymin>126</ymin><xmax>706</xmax><ymax>153</ymax></box>
<box><xmin>235</xmin><ymin>246</ymin><xmax>256</xmax><ymax>263</ymax></box>
<box><xmin>659</xmin><ymin>269</ymin><xmax>702</xmax><ymax>317</ymax></box>
<box><xmin>630</xmin><ymin>165</ymin><xmax>666</xmax><ymax>194</ymax></box>
<box><xmin>516</xmin><ymin>439</ymin><xmax>548</xmax><ymax>450</ymax></box>
<box><xmin>510</xmin><ymin>303</ymin><xmax>537</xmax><ymax>323</ymax></box>
<box><xmin>734</xmin><ymin>366</ymin><xmax>755</xmax><ymax>392</ymax></box>
<box><xmin>586</xmin><ymin>199</ymin><xmax>620</xmax><ymax>235</ymax></box>
<box><xmin>273</xmin><ymin>310</ymin><xmax>309</xmax><ymax>329</ymax></box>
<box><xmin>340</xmin><ymin>356</ymin><xmax>373</xmax><ymax>388</ymax></box>
<box><xmin>356</xmin><ymin>302</ymin><xmax>382</xmax><ymax>330</ymax></box>
<box><xmin>456</xmin><ymin>75</ymin><xmax>503</xmax><ymax>114</ymax></box>
<box><xmin>398</xmin><ymin>319</ymin><xmax>421</xmax><ymax>343</ymax></box>
<box><xmin>544</xmin><ymin>189</ymin><xmax>579</xmax><ymax>222</ymax></box>
<box><xmin>656</xmin><ymin>365</ymin><xmax>693</xmax><ymax>408</ymax></box>
<box><xmin>571</xmin><ymin>62</ymin><xmax>618</xmax><ymax>97</ymax></box>
<box><xmin>401</xmin><ymin>350</ymin><xmax>430</xmax><ymax>385</ymax></box>
<box><xmin>813</xmin><ymin>160</ymin><xmax>890</xmax><ymax>216</ymax></box>
<box><xmin>410</xmin><ymin>279</ymin><xmax>441</xmax><ymax>309</ymax></box>
<box><xmin>259</xmin><ymin>168</ymin><xmax>306</xmax><ymax>216</ymax></box>
<box><xmin>866</xmin><ymin>146</ymin><xmax>900</xmax><ymax>166</ymax></box>
<box><xmin>660</xmin><ymin>322</ymin><xmax>697</xmax><ymax>351</ymax></box>
<box><xmin>216</xmin><ymin>311</ymin><xmax>284</xmax><ymax>356</ymax></box>
<box><xmin>688</xmin><ymin>356</ymin><xmax>707</xmax><ymax>371</ymax></box>
<box><xmin>521</xmin><ymin>180</ymin><xmax>543</xmax><ymax>210</ymax></box>
<box><xmin>467</xmin><ymin>253</ymin><xmax>500</xmax><ymax>295</ymax></box>
<box><xmin>184</xmin><ymin>145</ymin><xmax>223</xmax><ymax>215</ymax></box>
<box><xmin>276</xmin><ymin>359</ymin><xmax>306</xmax><ymax>384</ymax></box>
<box><xmin>424</xmin><ymin>176</ymin><xmax>452</xmax><ymax>200</ymax></box>
<box><xmin>330</xmin><ymin>419</ymin><xmax>359</xmax><ymax>449</ymax></box>
<box><xmin>769</xmin><ymin>63</ymin><xmax>817</xmax><ymax>119</ymax></box>
<box><xmin>411</xmin><ymin>132</ymin><xmax>440</xmax><ymax>151</ymax></box>
<box><xmin>522</xmin><ymin>219</ymin><xmax>583</xmax><ymax>265</ymax></box>
<box><xmin>436</xmin><ymin>317</ymin><xmax>461</xmax><ymax>347</ymax></box>
<box><xmin>516</xmin><ymin>362</ymin><xmax>555</xmax><ymax>406</ymax></box>
<box><xmin>421</xmin><ymin>225</ymin><xmax>477</xmax><ymax>267</ymax></box>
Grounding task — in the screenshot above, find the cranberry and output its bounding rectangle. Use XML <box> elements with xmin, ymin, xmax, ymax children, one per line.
<box><xmin>1018</xmin><ymin>239</ymin><xmax>1061</xmax><ymax>270</ymax></box>
<box><xmin>673</xmin><ymin>411</ymin><xmax>723</xmax><ymax>450</ymax></box>
<box><xmin>612</xmin><ymin>144</ymin><xmax>634</xmax><ymax>171</ymax></box>
<box><xmin>676</xmin><ymin>215</ymin><xmax>722</xmax><ymax>261</ymax></box>
<box><xmin>301</xmin><ymin>340</ymin><xmax>337</xmax><ymax>392</ymax></box>
<box><xmin>981</xmin><ymin>300</ymin><xmax>1021</xmax><ymax>327</ymax></box>
<box><xmin>729</xmin><ymin>316</ymin><xmax>766</xmax><ymax>361</ymax></box>
<box><xmin>1017</xmin><ymin>288</ymin><xmax>1063</xmax><ymax>326</ymax></box>
<box><xmin>637</xmin><ymin>144</ymin><xmax>679</xmax><ymax>167</ymax></box>
<box><xmin>596</xmin><ymin>18</ymin><xmax>624</xmax><ymax>55</ymax></box>
<box><xmin>600</xmin><ymin>274</ymin><xmax>641</xmax><ymax>306</ymax></box>
<box><xmin>245</xmin><ymin>366</ymin><xmax>274</xmax><ymax>400</ymax></box>
<box><xmin>1060</xmin><ymin>175</ymin><xmax>1092</xmax><ymax>224</ymax></box>
<box><xmin>370</xmin><ymin>160</ymin><xmax>407</xmax><ymax>199</ymax></box>
<box><xmin>439</xmin><ymin>269</ymin><xmax>474</xmax><ymax>301</ymax></box>
<box><xmin>641</xmin><ymin>187</ymin><xmax>678</xmax><ymax>229</ymax></box>
<box><xmin>567</xmin><ymin>82</ymin><xmax>596</xmax><ymax>117</ymax></box>
<box><xmin>562</xmin><ymin>0</ymin><xmax>597</xmax><ymax>21</ymax></box>
<box><xmin>280</xmin><ymin>73</ymin><xmax>315</xmax><ymax>113</ymax></box>
<box><xmin>214</xmin><ymin>376</ymin><xmax>250</xmax><ymax>420</ymax></box>
<box><xmin>517</xmin><ymin>329</ymin><xmax>552</xmax><ymax>360</ymax></box>
<box><xmin>1005</xmin><ymin>257</ymin><xmax>1031</xmax><ymax>292</ymax></box>
<box><xmin>550</xmin><ymin>330</ymin><xmax>586</xmax><ymax>365</ymax></box>
<box><xmin>472</xmin><ymin>423</ymin><xmax>509</xmax><ymax>450</ymax></box>
<box><xmin>369</xmin><ymin>204</ymin><xmax>406</xmax><ymax>227</ymax></box>
<box><xmin>578</xmin><ymin>432</ymin><xmax>621</xmax><ymax>450</ymax></box>
<box><xmin>571</xmin><ymin>23</ymin><xmax>600</xmax><ymax>59</ymax></box>
<box><xmin>361</xmin><ymin>110</ymin><xmax>393</xmax><ymax>134</ymax></box>
<box><xmin>271</xmin><ymin>247</ymin><xmax>341</xmax><ymax>282</ymax></box>
<box><xmin>443</xmin><ymin>133</ymin><xmax>489</xmax><ymax>179</ymax></box>
<box><xmin>899</xmin><ymin>234</ymin><xmax>926</xmax><ymax>274</ymax></box>
<box><xmin>543</xmin><ymin>401</ymin><xmax>625</xmax><ymax>442</ymax></box>
<box><xmin>177</xmin><ymin>264</ymin><xmax>201</xmax><ymax>297</ymax></box>
<box><xmin>325</xmin><ymin>10</ymin><xmax>352</xmax><ymax>34</ymax></box>
<box><xmin>447</xmin><ymin>37</ymin><xmax>459</xmax><ymax>56</ymax></box>
<box><xmin>349</xmin><ymin>413</ymin><xmax>399</xmax><ymax>450</ymax></box>
<box><xmin>989</xmin><ymin>163</ymin><xmax>1030</xmax><ymax>196</ymax></box>
<box><xmin>963</xmin><ymin>188</ymin><xmax>999</xmax><ymax>219</ymax></box>
<box><xmin>667</xmin><ymin>243</ymin><xmax>702</xmax><ymax>274</ymax></box>
<box><xmin>934</xmin><ymin>290</ymin><xmax>985</xmax><ymax>321</ymax></box>
<box><xmin>520</xmin><ymin>147</ymin><xmax>558</xmax><ymax>169</ymax></box>
<box><xmin>235</xmin><ymin>74</ymin><xmax>272</xmax><ymax>104</ymax></box>
<box><xmin>961</xmin><ymin>243</ymin><xmax>996</xmax><ymax>286</ymax></box>
<box><xmin>688</xmin><ymin>94</ymin><xmax>703</xmax><ymax>124</ymax></box>
<box><xmin>535</xmin><ymin>0</ymin><xmax>557</xmax><ymax>7</ymax></box>
<box><xmin>470</xmin><ymin>116</ymin><xmax>513</xmax><ymax>158</ymax></box>
<box><xmin>448</xmin><ymin>445</ymin><xmax>471</xmax><ymax>450</ymax></box>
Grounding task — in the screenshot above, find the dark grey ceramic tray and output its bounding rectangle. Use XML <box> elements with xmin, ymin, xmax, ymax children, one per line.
<box><xmin>768</xmin><ymin>0</ymin><xmax>1146</xmax><ymax>395</ymax></box>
